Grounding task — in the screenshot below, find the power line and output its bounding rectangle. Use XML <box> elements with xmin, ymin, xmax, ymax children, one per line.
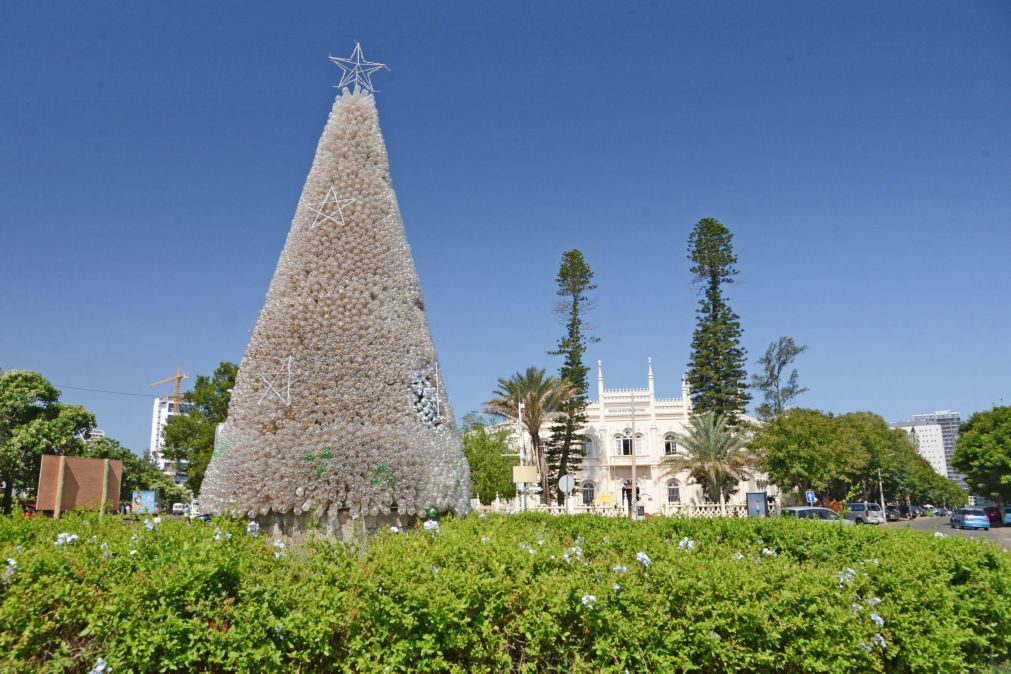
<box><xmin>55</xmin><ymin>384</ymin><xmax>157</xmax><ymax>398</ymax></box>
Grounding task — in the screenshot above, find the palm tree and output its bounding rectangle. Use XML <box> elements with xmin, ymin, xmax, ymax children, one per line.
<box><xmin>484</xmin><ymin>367</ymin><xmax>575</xmax><ymax>506</ymax></box>
<box><xmin>662</xmin><ymin>412</ymin><xmax>755</xmax><ymax>515</ymax></box>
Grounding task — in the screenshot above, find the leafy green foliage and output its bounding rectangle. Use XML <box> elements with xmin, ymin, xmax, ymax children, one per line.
<box><xmin>461</xmin><ymin>414</ymin><xmax>517</xmax><ymax>505</ymax></box>
<box><xmin>686</xmin><ymin>218</ymin><xmax>750</xmax><ymax>420</ymax></box>
<box><xmin>662</xmin><ymin>412</ymin><xmax>755</xmax><ymax>509</ymax></box>
<box><xmin>546</xmin><ymin>249</ymin><xmax>598</xmax><ymax>505</ymax></box>
<box><xmin>163</xmin><ymin>362</ymin><xmax>237</xmax><ymax>494</ymax></box>
<box><xmin>1</xmin><ymin>513</ymin><xmax>1008</xmax><ymax>672</ymax></box>
<box><xmin>0</xmin><ymin>370</ymin><xmax>96</xmax><ymax>514</ymax></box>
<box><xmin>484</xmin><ymin>368</ymin><xmax>575</xmax><ymax>506</ymax></box>
<box><xmin>750</xmin><ymin>336</ymin><xmax>808</xmax><ymax>419</ymax></box>
<box><xmin>754</xmin><ymin>410</ymin><xmax>968</xmax><ymax>507</ymax></box>
<box><xmin>953</xmin><ymin>406</ymin><xmax>1011</xmax><ymax>502</ymax></box>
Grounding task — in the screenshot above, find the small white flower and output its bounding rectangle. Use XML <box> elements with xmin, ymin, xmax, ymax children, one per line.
<box><xmin>273</xmin><ymin>539</ymin><xmax>285</xmax><ymax>549</ymax></box>
<box><xmin>734</xmin><ymin>552</ymin><xmax>745</xmax><ymax>560</ymax></box>
<box><xmin>481</xmin><ymin>536</ymin><xmax>490</xmax><ymax>543</ymax></box>
<box><xmin>636</xmin><ymin>552</ymin><xmax>652</xmax><ymax>568</ymax></box>
<box><xmin>859</xmin><ymin>642</ymin><xmax>872</xmax><ymax>653</ymax></box>
<box><xmin>423</xmin><ymin>519</ymin><xmax>440</xmax><ymax>533</ymax></box>
<box><xmin>152</xmin><ymin>516</ymin><xmax>161</xmax><ymax>525</ymax></box>
<box><xmin>678</xmin><ymin>537</ymin><xmax>696</xmax><ymax>552</ymax></box>
<box><xmin>851</xmin><ymin>603</ymin><xmax>862</xmax><ymax>613</ymax></box>
<box><xmin>934</xmin><ymin>531</ymin><xmax>945</xmax><ymax>538</ymax></box>
<box><xmin>868</xmin><ymin>597</ymin><xmax>882</xmax><ymax>607</ymax></box>
<box><xmin>89</xmin><ymin>656</ymin><xmax>111</xmax><ymax>674</ymax></box>
<box><xmin>54</xmin><ymin>532</ymin><xmax>79</xmax><ymax>546</ymax></box>
<box><xmin>581</xmin><ymin>594</ymin><xmax>596</xmax><ymax>609</ymax></box>
<box><xmin>390</xmin><ymin>526</ymin><xmax>400</xmax><ymax>534</ymax></box>
<box><xmin>129</xmin><ymin>549</ymin><xmax>137</xmax><ymax>556</ymax></box>
<box><xmin>612</xmin><ymin>564</ymin><xmax>627</xmax><ymax>574</ymax></box>
<box><xmin>432</xmin><ymin>566</ymin><xmax>439</xmax><ymax>574</ymax></box>
<box><xmin>144</xmin><ymin>519</ymin><xmax>155</xmax><ymax>531</ymax></box>
<box><xmin>761</xmin><ymin>548</ymin><xmax>777</xmax><ymax>557</ymax></box>
<box><xmin>6</xmin><ymin>558</ymin><xmax>15</xmax><ymax>567</ymax></box>
<box><xmin>612</xmin><ymin>583</ymin><xmax>621</xmax><ymax>591</ymax></box>
<box><xmin>479</xmin><ymin>512</ymin><xmax>487</xmax><ymax>519</ymax></box>
<box><xmin>873</xmin><ymin>633</ymin><xmax>887</xmax><ymax>649</ymax></box>
<box><xmin>870</xmin><ymin>613</ymin><xmax>885</xmax><ymax>627</ymax></box>
<box><xmin>274</xmin><ymin>552</ymin><xmax>283</xmax><ymax>559</ymax></box>
<box><xmin>246</xmin><ymin>521</ymin><xmax>260</xmax><ymax>537</ymax></box>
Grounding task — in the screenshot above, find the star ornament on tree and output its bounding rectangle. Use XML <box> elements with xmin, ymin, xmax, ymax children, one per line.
<box><xmin>329</xmin><ymin>42</ymin><xmax>388</xmax><ymax>94</ymax></box>
<box><xmin>258</xmin><ymin>356</ymin><xmax>303</xmax><ymax>406</ymax></box>
<box><xmin>309</xmin><ymin>185</ymin><xmax>355</xmax><ymax>230</ymax></box>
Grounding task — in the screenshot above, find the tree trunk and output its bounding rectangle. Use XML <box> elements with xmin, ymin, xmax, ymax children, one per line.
<box><xmin>1</xmin><ymin>476</ymin><xmax>13</xmax><ymax>515</ymax></box>
<box><xmin>531</xmin><ymin>434</ymin><xmax>552</xmax><ymax>506</ymax></box>
<box><xmin>720</xmin><ymin>488</ymin><xmax>727</xmax><ymax>516</ymax></box>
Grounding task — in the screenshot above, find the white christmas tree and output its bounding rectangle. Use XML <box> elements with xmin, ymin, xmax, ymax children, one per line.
<box><xmin>200</xmin><ymin>44</ymin><xmax>471</xmax><ymax>532</ymax></box>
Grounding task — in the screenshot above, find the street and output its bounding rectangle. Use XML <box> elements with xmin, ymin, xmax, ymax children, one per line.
<box><xmin>883</xmin><ymin>515</ymin><xmax>1011</xmax><ymax>548</ymax></box>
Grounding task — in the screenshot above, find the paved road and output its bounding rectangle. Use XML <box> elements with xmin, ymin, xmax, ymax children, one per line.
<box><xmin>882</xmin><ymin>515</ymin><xmax>1011</xmax><ymax>548</ymax></box>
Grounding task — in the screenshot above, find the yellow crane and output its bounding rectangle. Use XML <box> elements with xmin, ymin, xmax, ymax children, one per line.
<box><xmin>151</xmin><ymin>367</ymin><xmax>189</xmax><ymax>409</ymax></box>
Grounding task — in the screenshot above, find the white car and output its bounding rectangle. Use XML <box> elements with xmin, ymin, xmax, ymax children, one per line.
<box><xmin>843</xmin><ymin>502</ymin><xmax>885</xmax><ymax>525</ymax></box>
<box><xmin>781</xmin><ymin>506</ymin><xmax>853</xmax><ymax>525</ymax></box>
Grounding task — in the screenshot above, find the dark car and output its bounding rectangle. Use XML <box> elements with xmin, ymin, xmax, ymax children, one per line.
<box><xmin>885</xmin><ymin>506</ymin><xmax>903</xmax><ymax>522</ymax></box>
<box><xmin>983</xmin><ymin>506</ymin><xmax>1002</xmax><ymax>527</ymax></box>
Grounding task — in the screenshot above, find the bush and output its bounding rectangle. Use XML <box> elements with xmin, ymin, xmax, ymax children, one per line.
<box><xmin>0</xmin><ymin>513</ymin><xmax>1008</xmax><ymax>672</ymax></box>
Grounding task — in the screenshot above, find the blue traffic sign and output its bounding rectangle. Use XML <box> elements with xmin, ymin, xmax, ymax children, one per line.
<box><xmin>805</xmin><ymin>490</ymin><xmax>816</xmax><ymax>504</ymax></box>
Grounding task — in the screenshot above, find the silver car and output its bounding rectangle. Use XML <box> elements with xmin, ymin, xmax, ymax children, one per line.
<box><xmin>843</xmin><ymin>502</ymin><xmax>885</xmax><ymax>525</ymax></box>
<box><xmin>781</xmin><ymin>506</ymin><xmax>853</xmax><ymax>525</ymax></box>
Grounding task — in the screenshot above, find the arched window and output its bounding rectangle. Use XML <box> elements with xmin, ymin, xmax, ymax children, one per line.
<box><xmin>667</xmin><ymin>480</ymin><xmax>681</xmax><ymax>504</ymax></box>
<box><xmin>664</xmin><ymin>433</ymin><xmax>677</xmax><ymax>455</ymax></box>
<box><xmin>634</xmin><ymin>433</ymin><xmax>644</xmax><ymax>455</ymax></box>
<box><xmin>582</xmin><ymin>481</ymin><xmax>595</xmax><ymax>505</ymax></box>
<box><xmin>582</xmin><ymin>437</ymin><xmax>594</xmax><ymax>457</ymax></box>
<box><xmin>615</xmin><ymin>430</ymin><xmax>632</xmax><ymax>456</ymax></box>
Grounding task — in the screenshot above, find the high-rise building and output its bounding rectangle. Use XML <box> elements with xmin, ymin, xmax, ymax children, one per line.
<box><xmin>149</xmin><ymin>396</ymin><xmax>192</xmax><ymax>483</ymax></box>
<box><xmin>910</xmin><ymin>410</ymin><xmax>965</xmax><ymax>488</ymax></box>
<box><xmin>893</xmin><ymin>423</ymin><xmax>947</xmax><ymax>477</ymax></box>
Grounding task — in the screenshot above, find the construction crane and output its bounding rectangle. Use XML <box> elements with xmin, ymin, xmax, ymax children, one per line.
<box><xmin>151</xmin><ymin>367</ymin><xmax>189</xmax><ymax>410</ymax></box>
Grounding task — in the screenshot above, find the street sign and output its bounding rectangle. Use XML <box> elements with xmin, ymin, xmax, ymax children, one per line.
<box><xmin>805</xmin><ymin>490</ymin><xmax>816</xmax><ymax>505</ymax></box>
<box><xmin>512</xmin><ymin>465</ymin><xmax>537</xmax><ymax>484</ymax></box>
<box><xmin>558</xmin><ymin>474</ymin><xmax>576</xmax><ymax>494</ymax></box>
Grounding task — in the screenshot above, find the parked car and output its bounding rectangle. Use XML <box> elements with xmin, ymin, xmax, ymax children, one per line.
<box><xmin>922</xmin><ymin>504</ymin><xmax>937</xmax><ymax>516</ymax></box>
<box><xmin>982</xmin><ymin>506</ymin><xmax>1002</xmax><ymax>527</ymax></box>
<box><xmin>935</xmin><ymin>507</ymin><xmax>949</xmax><ymax>517</ymax></box>
<box><xmin>843</xmin><ymin>502</ymin><xmax>885</xmax><ymax>525</ymax></box>
<box><xmin>781</xmin><ymin>506</ymin><xmax>853</xmax><ymax>524</ymax></box>
<box><xmin>885</xmin><ymin>506</ymin><xmax>903</xmax><ymax>522</ymax></box>
<box><xmin>1002</xmin><ymin>506</ymin><xmax>1011</xmax><ymax>526</ymax></box>
<box><xmin>950</xmin><ymin>508</ymin><xmax>990</xmax><ymax>530</ymax></box>
<box><xmin>171</xmin><ymin>502</ymin><xmax>186</xmax><ymax>515</ymax></box>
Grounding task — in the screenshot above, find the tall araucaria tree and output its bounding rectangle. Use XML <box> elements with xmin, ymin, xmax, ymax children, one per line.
<box><xmin>546</xmin><ymin>249</ymin><xmax>599</xmax><ymax>506</ymax></box>
<box><xmin>199</xmin><ymin>44</ymin><xmax>471</xmax><ymax>532</ymax></box>
<box><xmin>685</xmin><ymin>217</ymin><xmax>750</xmax><ymax>421</ymax></box>
<box><xmin>484</xmin><ymin>368</ymin><xmax>575</xmax><ymax>506</ymax></box>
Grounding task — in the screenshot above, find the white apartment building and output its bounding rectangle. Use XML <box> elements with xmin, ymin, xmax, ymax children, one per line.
<box><xmin>149</xmin><ymin>396</ymin><xmax>193</xmax><ymax>482</ymax></box>
<box><xmin>894</xmin><ymin>423</ymin><xmax>948</xmax><ymax>477</ymax></box>
<box><xmin>508</xmin><ymin>359</ymin><xmax>774</xmax><ymax>515</ymax></box>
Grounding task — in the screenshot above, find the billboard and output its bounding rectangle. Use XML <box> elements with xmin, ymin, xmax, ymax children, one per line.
<box><xmin>131</xmin><ymin>490</ymin><xmax>157</xmax><ymax>514</ymax></box>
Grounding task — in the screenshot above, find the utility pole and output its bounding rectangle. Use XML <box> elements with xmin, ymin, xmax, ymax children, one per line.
<box><xmin>518</xmin><ymin>401</ymin><xmax>527</xmax><ymax>513</ymax></box>
<box><xmin>878</xmin><ymin>466</ymin><xmax>886</xmax><ymax>514</ymax></box>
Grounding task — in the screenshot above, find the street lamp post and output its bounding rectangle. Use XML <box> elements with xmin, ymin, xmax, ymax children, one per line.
<box><xmin>630</xmin><ymin>392</ymin><xmax>637</xmax><ymax>521</ymax></box>
<box><xmin>518</xmin><ymin>402</ymin><xmax>527</xmax><ymax>513</ymax></box>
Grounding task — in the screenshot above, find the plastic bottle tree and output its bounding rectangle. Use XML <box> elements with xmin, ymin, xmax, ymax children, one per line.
<box><xmin>200</xmin><ymin>44</ymin><xmax>471</xmax><ymax>534</ymax></box>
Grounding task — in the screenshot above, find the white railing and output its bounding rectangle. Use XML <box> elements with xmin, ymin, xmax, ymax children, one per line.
<box><xmin>471</xmin><ymin>501</ymin><xmax>750</xmax><ymax>518</ymax></box>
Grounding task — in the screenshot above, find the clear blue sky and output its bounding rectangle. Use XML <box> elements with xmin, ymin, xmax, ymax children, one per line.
<box><xmin>2</xmin><ymin>2</ymin><xmax>1009</xmax><ymax>455</ymax></box>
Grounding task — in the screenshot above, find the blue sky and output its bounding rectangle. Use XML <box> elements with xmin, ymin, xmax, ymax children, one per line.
<box><xmin>2</xmin><ymin>1</ymin><xmax>1009</xmax><ymax>454</ymax></box>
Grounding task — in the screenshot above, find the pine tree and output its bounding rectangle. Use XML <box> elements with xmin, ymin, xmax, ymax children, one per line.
<box><xmin>685</xmin><ymin>218</ymin><xmax>750</xmax><ymax>421</ymax></box>
<box><xmin>546</xmin><ymin>249</ymin><xmax>598</xmax><ymax>506</ymax></box>
<box><xmin>201</xmin><ymin>46</ymin><xmax>471</xmax><ymax>530</ymax></box>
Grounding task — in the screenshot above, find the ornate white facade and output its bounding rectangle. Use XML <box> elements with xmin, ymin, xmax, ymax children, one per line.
<box><xmin>509</xmin><ymin>359</ymin><xmax>774</xmax><ymax>516</ymax></box>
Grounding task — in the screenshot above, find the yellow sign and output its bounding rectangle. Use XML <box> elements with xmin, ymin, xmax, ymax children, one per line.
<box><xmin>512</xmin><ymin>465</ymin><xmax>538</xmax><ymax>484</ymax></box>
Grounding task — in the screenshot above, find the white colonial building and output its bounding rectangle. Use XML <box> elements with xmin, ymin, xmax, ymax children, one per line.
<box><xmin>505</xmin><ymin>359</ymin><xmax>775</xmax><ymax>516</ymax></box>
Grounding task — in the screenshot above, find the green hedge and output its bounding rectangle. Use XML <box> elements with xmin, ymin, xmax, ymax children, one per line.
<box><xmin>0</xmin><ymin>513</ymin><xmax>1008</xmax><ymax>673</ymax></box>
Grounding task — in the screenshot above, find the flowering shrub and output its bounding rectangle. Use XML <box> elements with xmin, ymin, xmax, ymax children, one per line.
<box><xmin>0</xmin><ymin>513</ymin><xmax>1008</xmax><ymax>672</ymax></box>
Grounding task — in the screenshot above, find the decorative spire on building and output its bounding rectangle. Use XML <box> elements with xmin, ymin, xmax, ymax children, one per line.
<box><xmin>597</xmin><ymin>360</ymin><xmax>605</xmax><ymax>399</ymax></box>
<box><xmin>647</xmin><ymin>357</ymin><xmax>655</xmax><ymax>399</ymax></box>
<box><xmin>681</xmin><ymin>373</ymin><xmax>691</xmax><ymax>410</ymax></box>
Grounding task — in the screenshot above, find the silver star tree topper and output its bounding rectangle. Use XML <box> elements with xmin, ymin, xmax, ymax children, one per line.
<box><xmin>329</xmin><ymin>42</ymin><xmax>388</xmax><ymax>94</ymax></box>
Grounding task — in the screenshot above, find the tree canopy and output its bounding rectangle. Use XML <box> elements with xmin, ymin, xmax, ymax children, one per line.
<box><xmin>953</xmin><ymin>406</ymin><xmax>1011</xmax><ymax>502</ymax></box>
<box><xmin>461</xmin><ymin>413</ymin><xmax>517</xmax><ymax>506</ymax></box>
<box><xmin>163</xmin><ymin>361</ymin><xmax>237</xmax><ymax>494</ymax></box>
<box><xmin>0</xmin><ymin>370</ymin><xmax>95</xmax><ymax>514</ymax></box>
<box><xmin>750</xmin><ymin>337</ymin><xmax>808</xmax><ymax>419</ymax></box>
